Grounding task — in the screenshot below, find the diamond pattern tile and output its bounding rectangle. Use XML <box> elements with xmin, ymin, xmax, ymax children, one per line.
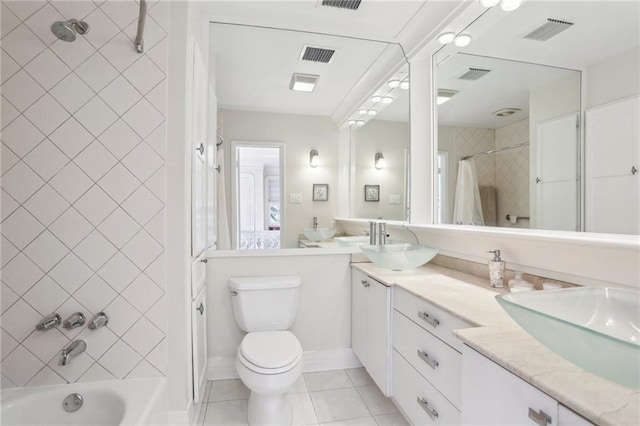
<box><xmin>23</xmin><ymin>230</ymin><xmax>69</xmax><ymax>272</ymax></box>
<box><xmin>49</xmin><ymin>207</ymin><xmax>94</xmax><ymax>249</ymax></box>
<box><xmin>74</xmin><ymin>140</ymin><xmax>117</xmax><ymax>181</ymax></box>
<box><xmin>50</xmin><ymin>73</ymin><xmax>94</xmax><ymax>114</ymax></box>
<box><xmin>97</xmin><ymin>207</ymin><xmax>140</xmax><ymax>248</ymax></box>
<box><xmin>48</xmin><ymin>252</ymin><xmax>94</xmax><ymax>295</ymax></box>
<box><xmin>74</xmin><ymin>185</ymin><xmax>117</xmax><ymax>225</ymax></box>
<box><xmin>1</xmin><ymin>0</ymin><xmax>166</xmax><ymax>388</ymax></box>
<box><xmin>24</xmin><ymin>94</ymin><xmax>70</xmax><ymax>135</ymax></box>
<box><xmin>23</xmin><ymin>139</ymin><xmax>69</xmax><ymax>181</ymax></box>
<box><xmin>22</xmin><ymin>276</ymin><xmax>69</xmax><ymax>317</ymax></box>
<box><xmin>23</xmin><ymin>184</ymin><xmax>69</xmax><ymax>226</ymax></box>
<box><xmin>24</xmin><ymin>49</ymin><xmax>70</xmax><ymax>90</ymax></box>
<box><xmin>1</xmin><ymin>69</ymin><xmax>45</xmax><ymax>112</ymax></box>
<box><xmin>74</xmin><ymin>230</ymin><xmax>117</xmax><ymax>271</ymax></box>
<box><xmin>1</xmin><ymin>115</ymin><xmax>45</xmax><ymax>158</ymax></box>
<box><xmin>48</xmin><ymin>117</ymin><xmax>94</xmax><ymax>159</ymax></box>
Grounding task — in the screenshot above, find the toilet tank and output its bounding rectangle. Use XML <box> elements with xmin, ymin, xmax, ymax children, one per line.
<box><xmin>229</xmin><ymin>276</ymin><xmax>301</xmax><ymax>332</ymax></box>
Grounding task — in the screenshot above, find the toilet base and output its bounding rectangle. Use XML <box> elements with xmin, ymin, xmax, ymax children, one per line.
<box><xmin>247</xmin><ymin>391</ymin><xmax>291</xmax><ymax>426</ymax></box>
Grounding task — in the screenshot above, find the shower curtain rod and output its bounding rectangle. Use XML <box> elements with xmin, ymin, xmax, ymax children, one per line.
<box><xmin>461</xmin><ymin>141</ymin><xmax>529</xmax><ymax>161</ymax></box>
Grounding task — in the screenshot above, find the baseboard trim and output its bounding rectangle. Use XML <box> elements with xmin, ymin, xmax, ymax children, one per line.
<box><xmin>206</xmin><ymin>348</ymin><xmax>362</xmax><ymax>380</ymax></box>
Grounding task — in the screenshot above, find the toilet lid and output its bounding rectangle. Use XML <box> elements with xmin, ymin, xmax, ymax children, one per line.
<box><xmin>240</xmin><ymin>331</ymin><xmax>302</xmax><ymax>369</ymax></box>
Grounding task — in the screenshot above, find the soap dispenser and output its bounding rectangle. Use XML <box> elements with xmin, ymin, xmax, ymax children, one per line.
<box><xmin>487</xmin><ymin>250</ymin><xmax>504</xmax><ymax>288</ymax></box>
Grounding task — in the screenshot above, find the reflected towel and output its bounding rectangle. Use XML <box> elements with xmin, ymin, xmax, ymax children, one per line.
<box><xmin>453</xmin><ymin>160</ymin><xmax>485</xmax><ymax>225</ymax></box>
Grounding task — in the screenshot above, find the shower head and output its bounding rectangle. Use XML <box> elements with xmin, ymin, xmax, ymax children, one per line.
<box><xmin>51</xmin><ymin>19</ymin><xmax>90</xmax><ymax>42</ymax></box>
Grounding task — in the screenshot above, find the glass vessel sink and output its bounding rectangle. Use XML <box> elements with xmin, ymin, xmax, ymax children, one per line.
<box><xmin>302</xmin><ymin>228</ymin><xmax>336</xmax><ymax>242</ymax></box>
<box><xmin>496</xmin><ymin>287</ymin><xmax>640</xmax><ymax>388</ymax></box>
<box><xmin>360</xmin><ymin>243</ymin><xmax>439</xmax><ymax>270</ymax></box>
<box><xmin>334</xmin><ymin>236</ymin><xmax>370</xmax><ymax>247</ymax></box>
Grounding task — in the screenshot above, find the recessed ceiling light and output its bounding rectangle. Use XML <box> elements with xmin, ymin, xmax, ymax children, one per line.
<box><xmin>500</xmin><ymin>0</ymin><xmax>523</xmax><ymax>12</ymax></box>
<box><xmin>367</xmin><ymin>110</ymin><xmax>377</xmax><ymax>116</ymax></box>
<box><xmin>454</xmin><ymin>34</ymin><xmax>472</xmax><ymax>47</ymax></box>
<box><xmin>356</xmin><ymin>120</ymin><xmax>365</xmax><ymax>126</ymax></box>
<box><xmin>436</xmin><ymin>89</ymin><xmax>458</xmax><ymax>105</ymax></box>
<box><xmin>479</xmin><ymin>0</ymin><xmax>500</xmax><ymax>7</ymax></box>
<box><xmin>400</xmin><ymin>81</ymin><xmax>409</xmax><ymax>90</ymax></box>
<box><xmin>348</xmin><ymin>119</ymin><xmax>357</xmax><ymax>126</ymax></box>
<box><xmin>290</xmin><ymin>73</ymin><xmax>319</xmax><ymax>92</ymax></box>
<box><xmin>437</xmin><ymin>32</ymin><xmax>456</xmax><ymax>44</ymax></box>
<box><xmin>381</xmin><ymin>96</ymin><xmax>393</xmax><ymax>104</ymax></box>
<box><xmin>371</xmin><ymin>95</ymin><xmax>382</xmax><ymax>103</ymax></box>
<box><xmin>387</xmin><ymin>79</ymin><xmax>400</xmax><ymax>88</ymax></box>
<box><xmin>359</xmin><ymin>109</ymin><xmax>368</xmax><ymax>115</ymax></box>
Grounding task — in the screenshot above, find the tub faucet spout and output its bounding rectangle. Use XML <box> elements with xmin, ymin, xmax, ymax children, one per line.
<box><xmin>60</xmin><ymin>340</ymin><xmax>86</xmax><ymax>366</ymax></box>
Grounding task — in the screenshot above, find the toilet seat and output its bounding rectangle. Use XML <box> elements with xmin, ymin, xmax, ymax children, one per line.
<box><xmin>239</xmin><ymin>331</ymin><xmax>302</xmax><ymax>375</ymax></box>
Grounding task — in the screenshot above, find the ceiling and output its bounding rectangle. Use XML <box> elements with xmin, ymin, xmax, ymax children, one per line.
<box><xmin>436</xmin><ymin>0</ymin><xmax>640</xmax><ymax>128</ymax></box>
<box><xmin>204</xmin><ymin>0</ymin><xmax>463</xmax><ymax>124</ymax></box>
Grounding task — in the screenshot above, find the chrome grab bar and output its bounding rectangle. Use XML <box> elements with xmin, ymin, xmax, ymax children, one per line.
<box><xmin>417</xmin><ymin>396</ymin><xmax>438</xmax><ymax>420</ymax></box>
<box><xmin>417</xmin><ymin>349</ymin><xmax>439</xmax><ymax>369</ymax></box>
<box><xmin>418</xmin><ymin>310</ymin><xmax>440</xmax><ymax>328</ymax></box>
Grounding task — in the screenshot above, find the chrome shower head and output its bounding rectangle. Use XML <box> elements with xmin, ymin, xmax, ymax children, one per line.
<box><xmin>51</xmin><ymin>19</ymin><xmax>90</xmax><ymax>42</ymax></box>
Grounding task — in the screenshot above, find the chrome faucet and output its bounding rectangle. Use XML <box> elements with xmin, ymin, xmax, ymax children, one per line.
<box><xmin>368</xmin><ymin>221</ymin><xmax>377</xmax><ymax>245</ymax></box>
<box><xmin>378</xmin><ymin>222</ymin><xmax>387</xmax><ymax>245</ymax></box>
<box><xmin>313</xmin><ymin>216</ymin><xmax>318</xmax><ymax>230</ymax></box>
<box><xmin>60</xmin><ymin>340</ymin><xmax>86</xmax><ymax>366</ymax></box>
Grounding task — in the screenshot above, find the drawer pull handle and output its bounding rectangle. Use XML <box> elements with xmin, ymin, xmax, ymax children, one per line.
<box><xmin>417</xmin><ymin>349</ymin><xmax>439</xmax><ymax>369</ymax></box>
<box><xmin>361</xmin><ymin>279</ymin><xmax>370</xmax><ymax>288</ymax></box>
<box><xmin>418</xmin><ymin>311</ymin><xmax>440</xmax><ymax>328</ymax></box>
<box><xmin>417</xmin><ymin>397</ymin><xmax>438</xmax><ymax>420</ymax></box>
<box><xmin>528</xmin><ymin>408</ymin><xmax>552</xmax><ymax>426</ymax></box>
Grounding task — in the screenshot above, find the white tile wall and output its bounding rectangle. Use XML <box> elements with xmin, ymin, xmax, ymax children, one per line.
<box><xmin>1</xmin><ymin>0</ymin><xmax>168</xmax><ymax>388</ymax></box>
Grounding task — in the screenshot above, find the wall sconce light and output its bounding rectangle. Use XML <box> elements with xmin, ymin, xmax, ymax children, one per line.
<box><xmin>310</xmin><ymin>150</ymin><xmax>319</xmax><ymax>167</ymax></box>
<box><xmin>375</xmin><ymin>153</ymin><xmax>386</xmax><ymax>170</ymax></box>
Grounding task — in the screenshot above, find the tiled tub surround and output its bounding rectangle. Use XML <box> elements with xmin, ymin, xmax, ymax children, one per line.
<box><xmin>0</xmin><ymin>0</ymin><xmax>168</xmax><ymax>387</ymax></box>
<box><xmin>352</xmin><ymin>263</ymin><xmax>639</xmax><ymax>425</ymax></box>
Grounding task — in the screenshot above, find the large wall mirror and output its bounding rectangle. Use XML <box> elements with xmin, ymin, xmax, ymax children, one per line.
<box><xmin>210</xmin><ymin>22</ymin><xmax>405</xmax><ymax>249</ymax></box>
<box><xmin>434</xmin><ymin>1</ymin><xmax>639</xmax><ymax>234</ymax></box>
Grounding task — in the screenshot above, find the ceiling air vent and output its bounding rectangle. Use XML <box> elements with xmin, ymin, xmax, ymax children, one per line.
<box><xmin>301</xmin><ymin>45</ymin><xmax>335</xmax><ymax>64</ymax></box>
<box><xmin>492</xmin><ymin>108</ymin><xmax>521</xmax><ymax>117</ymax></box>
<box><xmin>523</xmin><ymin>18</ymin><xmax>574</xmax><ymax>41</ymax></box>
<box><xmin>321</xmin><ymin>0</ymin><xmax>362</xmax><ymax>11</ymax></box>
<box><xmin>458</xmin><ymin>68</ymin><xmax>491</xmax><ymax>81</ymax></box>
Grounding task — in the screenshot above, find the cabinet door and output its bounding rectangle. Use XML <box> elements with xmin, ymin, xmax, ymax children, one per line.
<box><xmin>367</xmin><ymin>278</ymin><xmax>390</xmax><ymax>396</ymax></box>
<box><xmin>351</xmin><ymin>269</ymin><xmax>368</xmax><ymax>368</ymax></box>
<box><xmin>462</xmin><ymin>346</ymin><xmax>557</xmax><ymax>425</ymax></box>
<box><xmin>191</xmin><ymin>44</ymin><xmax>208</xmax><ymax>257</ymax></box>
<box><xmin>192</xmin><ymin>285</ymin><xmax>208</xmax><ymax>403</ymax></box>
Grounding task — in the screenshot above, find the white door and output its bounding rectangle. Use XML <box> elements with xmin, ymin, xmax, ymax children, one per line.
<box><xmin>585</xmin><ymin>96</ymin><xmax>639</xmax><ymax>234</ymax></box>
<box><xmin>191</xmin><ymin>45</ymin><xmax>208</xmax><ymax>257</ymax></box>
<box><xmin>191</xmin><ymin>284</ymin><xmax>207</xmax><ymax>403</ymax></box>
<box><xmin>535</xmin><ymin>114</ymin><xmax>578</xmax><ymax>231</ymax></box>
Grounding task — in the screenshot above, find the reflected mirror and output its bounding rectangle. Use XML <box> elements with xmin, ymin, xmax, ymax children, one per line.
<box><xmin>211</xmin><ymin>22</ymin><xmax>406</xmax><ymax>249</ymax></box>
<box><xmin>435</xmin><ymin>0</ymin><xmax>639</xmax><ymax>234</ymax></box>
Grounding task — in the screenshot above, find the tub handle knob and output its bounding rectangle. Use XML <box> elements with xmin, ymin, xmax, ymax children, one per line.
<box><xmin>88</xmin><ymin>312</ymin><xmax>109</xmax><ymax>330</ymax></box>
<box><xmin>36</xmin><ymin>313</ymin><xmax>61</xmax><ymax>331</ymax></box>
<box><xmin>63</xmin><ymin>312</ymin><xmax>86</xmax><ymax>329</ymax></box>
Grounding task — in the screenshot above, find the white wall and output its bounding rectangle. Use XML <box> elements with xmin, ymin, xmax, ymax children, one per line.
<box><xmin>206</xmin><ymin>254</ymin><xmax>353</xmax><ymax>377</ymax></box>
<box><xmin>353</xmin><ymin>119</ymin><xmax>408</xmax><ymax>220</ymax></box>
<box><xmin>587</xmin><ymin>45</ymin><xmax>640</xmax><ymax>108</ymax></box>
<box><xmin>220</xmin><ymin>109</ymin><xmax>341</xmax><ymax>248</ymax></box>
<box><xmin>1</xmin><ymin>0</ymin><xmax>167</xmax><ymax>388</ymax></box>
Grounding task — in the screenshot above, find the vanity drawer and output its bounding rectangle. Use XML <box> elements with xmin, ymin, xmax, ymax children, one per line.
<box><xmin>393</xmin><ymin>310</ymin><xmax>462</xmax><ymax>408</ymax></box>
<box><xmin>394</xmin><ymin>287</ymin><xmax>470</xmax><ymax>352</ymax></box>
<box><xmin>393</xmin><ymin>350</ymin><xmax>460</xmax><ymax>426</ymax></box>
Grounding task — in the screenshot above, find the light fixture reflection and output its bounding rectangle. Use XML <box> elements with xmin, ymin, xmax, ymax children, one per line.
<box><xmin>400</xmin><ymin>80</ymin><xmax>409</xmax><ymax>90</ymax></box>
<box><xmin>359</xmin><ymin>109</ymin><xmax>368</xmax><ymax>115</ymax></box>
<box><xmin>367</xmin><ymin>110</ymin><xmax>377</xmax><ymax>116</ymax></box>
<box><xmin>309</xmin><ymin>150</ymin><xmax>319</xmax><ymax>167</ymax></box>
<box><xmin>387</xmin><ymin>79</ymin><xmax>400</xmax><ymax>88</ymax></box>
<box><xmin>480</xmin><ymin>0</ymin><xmax>500</xmax><ymax>6</ymax></box>
<box><xmin>437</xmin><ymin>89</ymin><xmax>458</xmax><ymax>105</ymax></box>
<box><xmin>500</xmin><ymin>0</ymin><xmax>523</xmax><ymax>11</ymax></box>
<box><xmin>454</xmin><ymin>34</ymin><xmax>472</xmax><ymax>47</ymax></box>
<box><xmin>381</xmin><ymin>96</ymin><xmax>393</xmax><ymax>104</ymax></box>
<box><xmin>375</xmin><ymin>153</ymin><xmax>386</xmax><ymax>170</ymax></box>
<box><xmin>437</xmin><ymin>32</ymin><xmax>456</xmax><ymax>44</ymax></box>
<box><xmin>371</xmin><ymin>95</ymin><xmax>382</xmax><ymax>103</ymax></box>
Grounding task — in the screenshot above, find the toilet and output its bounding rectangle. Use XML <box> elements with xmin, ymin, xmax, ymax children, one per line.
<box><xmin>229</xmin><ymin>276</ymin><xmax>303</xmax><ymax>425</ymax></box>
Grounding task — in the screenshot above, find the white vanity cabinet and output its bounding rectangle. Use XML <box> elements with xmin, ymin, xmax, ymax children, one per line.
<box><xmin>392</xmin><ymin>287</ymin><xmax>471</xmax><ymax>425</ymax></box>
<box><xmin>351</xmin><ymin>268</ymin><xmax>392</xmax><ymax>396</ymax></box>
<box><xmin>462</xmin><ymin>346</ymin><xmax>594</xmax><ymax>426</ymax></box>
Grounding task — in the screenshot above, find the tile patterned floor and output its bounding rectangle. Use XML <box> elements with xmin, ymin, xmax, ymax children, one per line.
<box><xmin>197</xmin><ymin>368</ymin><xmax>410</xmax><ymax>426</ymax></box>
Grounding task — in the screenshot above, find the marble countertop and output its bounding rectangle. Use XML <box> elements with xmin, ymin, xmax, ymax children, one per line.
<box><xmin>352</xmin><ymin>262</ymin><xmax>639</xmax><ymax>426</ymax></box>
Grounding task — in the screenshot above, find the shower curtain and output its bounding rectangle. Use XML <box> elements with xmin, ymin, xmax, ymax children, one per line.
<box><xmin>217</xmin><ymin>147</ymin><xmax>232</xmax><ymax>249</ymax></box>
<box><xmin>452</xmin><ymin>159</ymin><xmax>485</xmax><ymax>225</ymax></box>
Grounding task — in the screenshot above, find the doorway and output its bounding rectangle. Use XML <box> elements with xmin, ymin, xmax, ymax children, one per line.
<box><xmin>231</xmin><ymin>142</ymin><xmax>284</xmax><ymax>250</ymax></box>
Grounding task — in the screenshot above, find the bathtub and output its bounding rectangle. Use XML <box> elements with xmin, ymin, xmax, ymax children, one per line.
<box><xmin>0</xmin><ymin>377</ymin><xmax>167</xmax><ymax>425</ymax></box>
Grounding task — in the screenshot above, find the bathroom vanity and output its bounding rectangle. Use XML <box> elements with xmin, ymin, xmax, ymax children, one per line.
<box><xmin>350</xmin><ymin>262</ymin><xmax>638</xmax><ymax>425</ymax></box>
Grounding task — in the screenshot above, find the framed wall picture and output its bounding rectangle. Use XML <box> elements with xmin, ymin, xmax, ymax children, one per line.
<box><xmin>313</xmin><ymin>184</ymin><xmax>329</xmax><ymax>201</ymax></box>
<box><xmin>364</xmin><ymin>185</ymin><xmax>380</xmax><ymax>202</ymax></box>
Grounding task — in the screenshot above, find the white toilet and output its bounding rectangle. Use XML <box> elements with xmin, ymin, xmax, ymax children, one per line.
<box><xmin>229</xmin><ymin>276</ymin><xmax>303</xmax><ymax>426</ymax></box>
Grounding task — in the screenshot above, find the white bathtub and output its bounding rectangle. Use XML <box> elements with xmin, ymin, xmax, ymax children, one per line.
<box><xmin>0</xmin><ymin>378</ymin><xmax>167</xmax><ymax>425</ymax></box>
